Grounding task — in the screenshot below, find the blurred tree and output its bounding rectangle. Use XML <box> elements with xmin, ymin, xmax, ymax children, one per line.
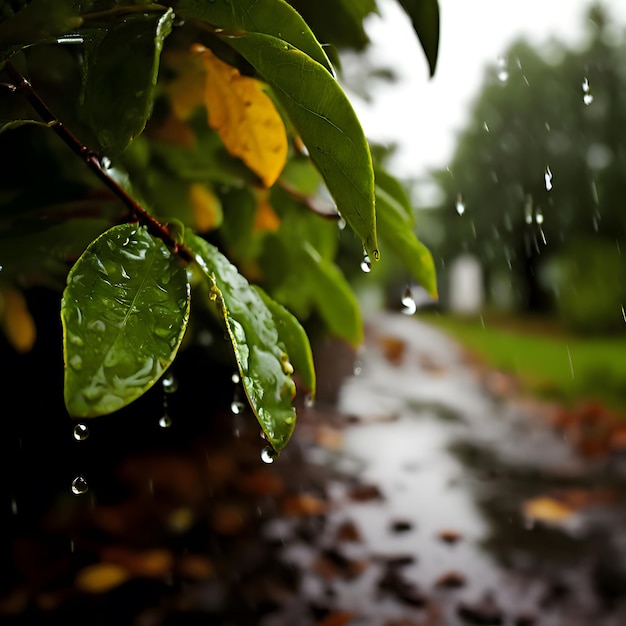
<box><xmin>424</xmin><ymin>2</ymin><xmax>626</xmax><ymax>328</ymax></box>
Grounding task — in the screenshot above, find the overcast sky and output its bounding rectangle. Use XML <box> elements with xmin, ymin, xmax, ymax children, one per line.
<box><xmin>350</xmin><ymin>0</ymin><xmax>626</xmax><ymax>183</ymax></box>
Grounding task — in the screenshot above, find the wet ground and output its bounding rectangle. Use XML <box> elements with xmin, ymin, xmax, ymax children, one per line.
<box><xmin>2</xmin><ymin>309</ymin><xmax>626</xmax><ymax>625</ymax></box>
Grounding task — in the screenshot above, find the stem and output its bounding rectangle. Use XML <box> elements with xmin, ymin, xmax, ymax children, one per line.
<box><xmin>2</xmin><ymin>61</ymin><xmax>194</xmax><ymax>264</ymax></box>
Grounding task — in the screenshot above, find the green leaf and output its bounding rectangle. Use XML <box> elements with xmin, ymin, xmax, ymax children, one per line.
<box><xmin>253</xmin><ymin>285</ymin><xmax>316</xmax><ymax>396</ymax></box>
<box><xmin>376</xmin><ymin>185</ymin><xmax>438</xmax><ymax>299</ymax></box>
<box><xmin>397</xmin><ymin>0</ymin><xmax>440</xmax><ymax>77</ymax></box>
<box><xmin>82</xmin><ymin>9</ymin><xmax>173</xmax><ymax>155</ymax></box>
<box><xmin>0</xmin><ymin>119</ymin><xmax>48</xmax><ymax>134</ymax></box>
<box><xmin>62</xmin><ymin>224</ymin><xmax>190</xmax><ymax>417</ymax></box>
<box><xmin>169</xmin><ymin>0</ymin><xmax>333</xmax><ymax>74</ymax></box>
<box><xmin>0</xmin><ymin>0</ymin><xmax>82</xmax><ymax>61</ymax></box>
<box><xmin>224</xmin><ymin>31</ymin><xmax>378</xmax><ymax>260</ymax></box>
<box><xmin>186</xmin><ymin>233</ymin><xmax>297</xmax><ymax>453</ymax></box>
<box><xmin>301</xmin><ymin>242</ymin><xmax>363</xmax><ymax>346</ymax></box>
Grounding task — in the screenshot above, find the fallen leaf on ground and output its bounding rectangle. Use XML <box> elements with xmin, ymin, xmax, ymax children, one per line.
<box><xmin>522</xmin><ymin>497</ymin><xmax>575</xmax><ymax>525</ymax></box>
<box><xmin>75</xmin><ymin>563</ymin><xmax>129</xmax><ymax>593</ymax></box>
<box><xmin>282</xmin><ymin>493</ymin><xmax>328</xmax><ymax>516</ymax></box>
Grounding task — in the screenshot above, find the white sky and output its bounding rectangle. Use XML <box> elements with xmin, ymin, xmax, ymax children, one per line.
<box><xmin>351</xmin><ymin>0</ymin><xmax>626</xmax><ymax>184</ymax></box>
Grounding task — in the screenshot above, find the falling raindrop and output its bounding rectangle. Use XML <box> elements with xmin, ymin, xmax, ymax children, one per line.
<box><xmin>535</xmin><ymin>208</ymin><xmax>544</xmax><ymax>225</ymax></box>
<box><xmin>360</xmin><ymin>254</ymin><xmax>372</xmax><ymax>273</ymax></box>
<box><xmin>231</xmin><ymin>372</ymin><xmax>241</xmax><ymax>384</ymax></box>
<box><xmin>73</xmin><ymin>423</ymin><xmax>89</xmax><ymax>441</ymax></box>
<box><xmin>401</xmin><ymin>287</ymin><xmax>417</xmax><ymax>316</ymax></box>
<box><xmin>455</xmin><ymin>194</ymin><xmax>465</xmax><ymax>215</ymax></box>
<box><xmin>260</xmin><ymin>446</ymin><xmax>276</xmax><ymax>464</ymax></box>
<box><xmin>304</xmin><ymin>393</ymin><xmax>315</xmax><ymax>409</ymax></box>
<box><xmin>162</xmin><ymin>372</ymin><xmax>178</xmax><ymax>394</ymax></box>
<box><xmin>159</xmin><ymin>414</ymin><xmax>172</xmax><ymax>428</ymax></box>
<box><xmin>496</xmin><ymin>56</ymin><xmax>508</xmax><ymax>82</ymax></box>
<box><xmin>337</xmin><ymin>215</ymin><xmax>347</xmax><ymax>230</ymax></box>
<box><xmin>544</xmin><ymin>166</ymin><xmax>553</xmax><ymax>191</ymax></box>
<box><xmin>71</xmin><ymin>475</ymin><xmax>88</xmax><ymax>495</ymax></box>
<box><xmin>231</xmin><ymin>400</ymin><xmax>245</xmax><ymax>415</ymax></box>
<box><xmin>483</xmin><ymin>121</ymin><xmax>489</xmax><ymax>132</ymax></box>
<box><xmin>582</xmin><ymin>77</ymin><xmax>593</xmax><ymax>105</ymax></box>
<box><xmin>622</xmin><ymin>305</ymin><xmax>625</xmax><ymax>323</ymax></box>
<box><xmin>524</xmin><ymin>197</ymin><xmax>533</xmax><ymax>224</ymax></box>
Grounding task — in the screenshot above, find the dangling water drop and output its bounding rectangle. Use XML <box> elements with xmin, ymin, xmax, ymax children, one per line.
<box><xmin>231</xmin><ymin>372</ymin><xmax>241</xmax><ymax>384</ymax></box>
<box><xmin>544</xmin><ymin>166</ymin><xmax>553</xmax><ymax>191</ymax></box>
<box><xmin>73</xmin><ymin>423</ymin><xmax>89</xmax><ymax>441</ymax></box>
<box><xmin>162</xmin><ymin>372</ymin><xmax>178</xmax><ymax>394</ymax></box>
<box><xmin>401</xmin><ymin>287</ymin><xmax>417</xmax><ymax>315</ymax></box>
<box><xmin>71</xmin><ymin>475</ymin><xmax>88</xmax><ymax>495</ymax></box>
<box><xmin>159</xmin><ymin>414</ymin><xmax>172</xmax><ymax>428</ymax></box>
<box><xmin>535</xmin><ymin>208</ymin><xmax>544</xmax><ymax>225</ymax></box>
<box><xmin>280</xmin><ymin>353</ymin><xmax>294</xmax><ymax>375</ymax></box>
<box><xmin>231</xmin><ymin>400</ymin><xmax>245</xmax><ymax>415</ymax></box>
<box><xmin>260</xmin><ymin>446</ymin><xmax>277</xmax><ymax>464</ymax></box>
<box><xmin>360</xmin><ymin>254</ymin><xmax>371</xmax><ymax>273</ymax></box>
<box><xmin>337</xmin><ymin>215</ymin><xmax>347</xmax><ymax>230</ymax></box>
<box><xmin>304</xmin><ymin>393</ymin><xmax>315</xmax><ymax>409</ymax></box>
<box><xmin>582</xmin><ymin>77</ymin><xmax>593</xmax><ymax>105</ymax></box>
<box><xmin>496</xmin><ymin>56</ymin><xmax>509</xmax><ymax>82</ymax></box>
<box><xmin>455</xmin><ymin>194</ymin><xmax>465</xmax><ymax>215</ymax></box>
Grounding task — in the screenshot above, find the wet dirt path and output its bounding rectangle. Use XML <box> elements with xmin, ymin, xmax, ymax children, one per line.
<box><xmin>2</xmin><ymin>313</ymin><xmax>626</xmax><ymax>625</ymax></box>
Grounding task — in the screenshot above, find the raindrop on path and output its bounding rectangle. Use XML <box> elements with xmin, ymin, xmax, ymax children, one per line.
<box><xmin>73</xmin><ymin>423</ymin><xmax>89</xmax><ymax>441</ymax></box>
<box><xmin>261</xmin><ymin>446</ymin><xmax>276</xmax><ymax>464</ymax></box>
<box><xmin>71</xmin><ymin>475</ymin><xmax>88</xmax><ymax>495</ymax></box>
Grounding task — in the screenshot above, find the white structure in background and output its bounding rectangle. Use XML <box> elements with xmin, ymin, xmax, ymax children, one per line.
<box><xmin>449</xmin><ymin>254</ymin><xmax>484</xmax><ymax>314</ymax></box>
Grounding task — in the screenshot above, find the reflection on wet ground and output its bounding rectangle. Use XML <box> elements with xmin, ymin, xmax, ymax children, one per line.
<box><xmin>2</xmin><ymin>312</ymin><xmax>626</xmax><ymax>625</ymax></box>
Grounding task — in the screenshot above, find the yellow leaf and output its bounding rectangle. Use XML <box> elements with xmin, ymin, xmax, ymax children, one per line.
<box><xmin>1</xmin><ymin>288</ymin><xmax>36</xmax><ymax>353</ymax></box>
<box><xmin>189</xmin><ymin>183</ymin><xmax>223</xmax><ymax>232</ymax></box>
<box><xmin>163</xmin><ymin>49</ymin><xmax>207</xmax><ymax>120</ymax></box>
<box><xmin>75</xmin><ymin>563</ymin><xmax>129</xmax><ymax>593</ymax></box>
<box><xmin>254</xmin><ymin>191</ymin><xmax>281</xmax><ymax>233</ymax></box>
<box><xmin>522</xmin><ymin>496</ymin><xmax>575</xmax><ymax>524</ymax></box>
<box><xmin>194</xmin><ymin>44</ymin><xmax>288</xmax><ymax>187</ymax></box>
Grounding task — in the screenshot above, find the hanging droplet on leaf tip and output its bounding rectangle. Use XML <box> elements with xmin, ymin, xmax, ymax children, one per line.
<box><xmin>261</xmin><ymin>446</ymin><xmax>276</xmax><ymax>464</ymax></box>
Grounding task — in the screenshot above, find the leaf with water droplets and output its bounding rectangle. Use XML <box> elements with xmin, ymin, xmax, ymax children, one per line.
<box><xmin>81</xmin><ymin>9</ymin><xmax>173</xmax><ymax>155</ymax></box>
<box><xmin>186</xmin><ymin>233</ymin><xmax>297</xmax><ymax>453</ymax></box>
<box><xmin>253</xmin><ymin>285</ymin><xmax>316</xmax><ymax>397</ymax></box>
<box><xmin>221</xmin><ymin>31</ymin><xmax>379</xmax><ymax>260</ymax></box>
<box><xmin>396</xmin><ymin>0</ymin><xmax>440</xmax><ymax>77</ymax></box>
<box><xmin>62</xmin><ymin>224</ymin><xmax>190</xmax><ymax>418</ymax></box>
<box><xmin>376</xmin><ymin>185</ymin><xmax>438</xmax><ymax>299</ymax></box>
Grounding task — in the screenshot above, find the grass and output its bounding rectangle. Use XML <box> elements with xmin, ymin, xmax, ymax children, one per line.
<box><xmin>420</xmin><ymin>312</ymin><xmax>626</xmax><ymax>412</ymax></box>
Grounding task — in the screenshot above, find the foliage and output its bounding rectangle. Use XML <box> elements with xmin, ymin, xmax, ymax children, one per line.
<box><xmin>423</xmin><ymin>4</ymin><xmax>626</xmax><ymax>325</ymax></box>
<box><xmin>0</xmin><ymin>0</ymin><xmax>438</xmax><ymax>454</ymax></box>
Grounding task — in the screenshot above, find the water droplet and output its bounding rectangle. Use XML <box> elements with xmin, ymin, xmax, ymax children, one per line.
<box><xmin>231</xmin><ymin>372</ymin><xmax>241</xmax><ymax>384</ymax></box>
<box><xmin>260</xmin><ymin>446</ymin><xmax>276</xmax><ymax>464</ymax></box>
<box><xmin>69</xmin><ymin>355</ymin><xmax>83</xmax><ymax>370</ymax></box>
<box><xmin>100</xmin><ymin>156</ymin><xmax>112</xmax><ymax>169</ymax></box>
<box><xmin>304</xmin><ymin>393</ymin><xmax>315</xmax><ymax>409</ymax></box>
<box><xmin>159</xmin><ymin>414</ymin><xmax>172</xmax><ymax>428</ymax></box>
<box><xmin>231</xmin><ymin>401</ymin><xmax>245</xmax><ymax>415</ymax></box>
<box><xmin>360</xmin><ymin>254</ymin><xmax>372</xmax><ymax>273</ymax></box>
<box><xmin>535</xmin><ymin>208</ymin><xmax>544</xmax><ymax>225</ymax></box>
<box><xmin>353</xmin><ymin>361</ymin><xmax>363</xmax><ymax>376</ymax></box>
<box><xmin>497</xmin><ymin>56</ymin><xmax>508</xmax><ymax>82</ymax></box>
<box><xmin>622</xmin><ymin>305</ymin><xmax>625</xmax><ymax>323</ymax></box>
<box><xmin>483</xmin><ymin>121</ymin><xmax>489</xmax><ymax>132</ymax></box>
<box><xmin>455</xmin><ymin>194</ymin><xmax>465</xmax><ymax>215</ymax></box>
<box><xmin>73</xmin><ymin>423</ymin><xmax>89</xmax><ymax>441</ymax></box>
<box><xmin>214</xmin><ymin>27</ymin><xmax>224</xmax><ymax>33</ymax></box>
<box><xmin>544</xmin><ymin>166</ymin><xmax>553</xmax><ymax>191</ymax></box>
<box><xmin>69</xmin><ymin>333</ymin><xmax>84</xmax><ymax>347</ymax></box>
<box><xmin>582</xmin><ymin>77</ymin><xmax>593</xmax><ymax>105</ymax></box>
<box><xmin>87</xmin><ymin>319</ymin><xmax>106</xmax><ymax>333</ymax></box>
<box><xmin>71</xmin><ymin>475</ymin><xmax>88</xmax><ymax>495</ymax></box>
<box><xmin>162</xmin><ymin>372</ymin><xmax>178</xmax><ymax>393</ymax></box>
<box><xmin>524</xmin><ymin>197</ymin><xmax>533</xmax><ymax>224</ymax></box>
<box><xmin>401</xmin><ymin>287</ymin><xmax>417</xmax><ymax>315</ymax></box>
<box><xmin>280</xmin><ymin>353</ymin><xmax>294</xmax><ymax>375</ymax></box>
<box><xmin>337</xmin><ymin>215</ymin><xmax>347</xmax><ymax>230</ymax></box>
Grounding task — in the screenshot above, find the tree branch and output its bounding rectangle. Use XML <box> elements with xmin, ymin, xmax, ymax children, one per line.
<box><xmin>2</xmin><ymin>61</ymin><xmax>194</xmax><ymax>264</ymax></box>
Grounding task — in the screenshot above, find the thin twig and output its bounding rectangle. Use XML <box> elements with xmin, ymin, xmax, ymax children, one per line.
<box><xmin>2</xmin><ymin>60</ymin><xmax>194</xmax><ymax>264</ymax></box>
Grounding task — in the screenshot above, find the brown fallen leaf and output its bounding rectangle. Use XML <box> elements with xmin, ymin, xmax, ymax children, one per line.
<box><xmin>348</xmin><ymin>484</ymin><xmax>384</xmax><ymax>502</ymax></box>
<box><xmin>438</xmin><ymin>530</ymin><xmax>462</xmax><ymax>545</ymax></box>
<box><xmin>75</xmin><ymin>563</ymin><xmax>129</xmax><ymax>594</ymax></box>
<box><xmin>282</xmin><ymin>493</ymin><xmax>328</xmax><ymax>516</ymax></box>
<box><xmin>434</xmin><ymin>571</ymin><xmax>466</xmax><ymax>589</ymax></box>
<box><xmin>335</xmin><ymin>520</ymin><xmax>362</xmax><ymax>543</ymax></box>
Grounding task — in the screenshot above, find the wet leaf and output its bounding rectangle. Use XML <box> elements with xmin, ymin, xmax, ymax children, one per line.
<box><xmin>170</xmin><ymin>0</ymin><xmax>333</xmax><ymax>74</ymax></box>
<box><xmin>397</xmin><ymin>0</ymin><xmax>440</xmax><ymax>77</ymax></box>
<box><xmin>223</xmin><ymin>32</ymin><xmax>378</xmax><ymax>259</ymax></box>
<box><xmin>62</xmin><ymin>224</ymin><xmax>190</xmax><ymax>418</ymax></box>
<box><xmin>0</xmin><ymin>0</ymin><xmax>82</xmax><ymax>61</ymax></box>
<box><xmin>186</xmin><ymin>233</ymin><xmax>297</xmax><ymax>453</ymax></box>
<box><xmin>82</xmin><ymin>9</ymin><xmax>173</xmax><ymax>155</ymax></box>
<box><xmin>253</xmin><ymin>285</ymin><xmax>316</xmax><ymax>395</ymax></box>
<box><xmin>301</xmin><ymin>242</ymin><xmax>363</xmax><ymax>346</ymax></box>
<box><xmin>1</xmin><ymin>287</ymin><xmax>36</xmax><ymax>353</ymax></box>
<box><xmin>194</xmin><ymin>45</ymin><xmax>288</xmax><ymax>187</ymax></box>
<box><xmin>376</xmin><ymin>185</ymin><xmax>438</xmax><ymax>299</ymax></box>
